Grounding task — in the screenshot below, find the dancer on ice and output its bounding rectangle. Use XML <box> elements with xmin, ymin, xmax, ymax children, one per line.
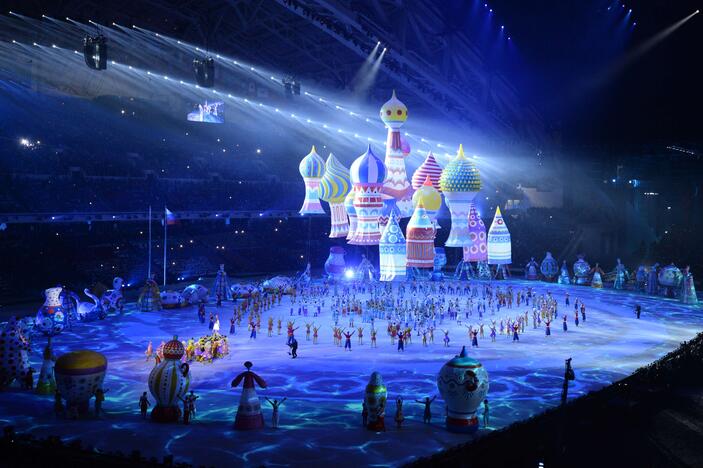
<box><xmin>265</xmin><ymin>397</ymin><xmax>287</xmax><ymax>429</ymax></box>
<box><xmin>394</xmin><ymin>397</ymin><xmax>405</xmax><ymax>429</ymax></box>
<box><xmin>416</xmin><ymin>396</ymin><xmax>437</xmax><ymax>424</ymax></box>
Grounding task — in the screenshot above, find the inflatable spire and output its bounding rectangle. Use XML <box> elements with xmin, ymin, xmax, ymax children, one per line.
<box><xmin>298</xmin><ymin>145</ymin><xmax>326</xmax><ymax>215</ymax></box>
<box><xmin>487</xmin><ymin>206</ymin><xmax>511</xmax><ymax>265</ymax></box>
<box><xmin>463</xmin><ymin>203</ymin><xmax>487</xmax><ymax>262</ymax></box>
<box><xmin>349</xmin><ymin>145</ymin><xmax>386</xmax><ymax>245</ymax></box>
<box><xmin>379</xmin><ymin>209</ymin><xmax>407</xmax><ymax>281</ymax></box>
<box><xmin>406</xmin><ymin>199</ymin><xmax>436</xmax><ymax>268</ymax></box>
<box><xmin>439</xmin><ymin>144</ymin><xmax>481</xmax><ymax>248</ymax></box>
<box><xmin>380</xmin><ymin>91</ymin><xmax>413</xmax><ymax>218</ymax></box>
<box><xmin>411</xmin><ymin>151</ymin><xmax>443</xmax><ymax>192</ymax></box>
<box><xmin>412</xmin><ymin>175</ymin><xmax>442</xmax><ymax>228</ymax></box>
<box><xmin>319</xmin><ymin>153</ymin><xmax>352</xmax><ymax>238</ymax></box>
<box><xmin>344</xmin><ymin>190</ymin><xmax>357</xmax><ymax>241</ymax></box>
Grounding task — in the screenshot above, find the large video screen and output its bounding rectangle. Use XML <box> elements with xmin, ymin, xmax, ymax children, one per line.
<box><xmin>187</xmin><ymin>100</ymin><xmax>225</xmax><ymax>123</ymax></box>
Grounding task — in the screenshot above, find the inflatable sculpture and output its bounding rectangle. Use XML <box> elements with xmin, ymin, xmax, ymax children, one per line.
<box><xmin>60</xmin><ymin>287</ymin><xmax>80</xmax><ymax>325</ymax></box>
<box><xmin>463</xmin><ymin>203</ymin><xmax>487</xmax><ymax>262</ymax></box>
<box><xmin>540</xmin><ymin>252</ymin><xmax>559</xmax><ymax>281</ymax></box>
<box><xmin>379</xmin><ymin>213</ymin><xmax>407</xmax><ymax>281</ymax></box>
<box><xmin>137</xmin><ymin>276</ymin><xmax>162</xmax><ymax>312</ymax></box>
<box><xmin>646</xmin><ymin>263</ymin><xmax>659</xmax><ymax>295</ymax></box>
<box><xmin>101</xmin><ymin>277</ymin><xmax>124</xmax><ymax>313</ymax></box>
<box><xmin>231</xmin><ymin>361</ymin><xmax>267</xmax><ymax>430</ymax></box>
<box><xmin>558</xmin><ymin>260</ymin><xmax>571</xmax><ymax>285</ymax></box>
<box><xmin>525</xmin><ymin>257</ymin><xmax>539</xmax><ymax>280</ymax></box>
<box><xmin>212</xmin><ymin>264</ymin><xmax>232</xmax><ymax>302</ymax></box>
<box><xmin>344</xmin><ymin>191</ymin><xmax>358</xmax><ymax>241</ymax></box>
<box><xmin>380</xmin><ymin>91</ymin><xmax>413</xmax><ymax>218</ymax></box>
<box><xmin>298</xmin><ymin>145</ymin><xmax>326</xmax><ymax>215</ymax></box>
<box><xmin>437</xmin><ymin>346</ymin><xmax>489</xmax><ymax>433</ymax></box>
<box><xmin>364</xmin><ymin>371</ymin><xmax>387</xmax><ymax>431</ymax></box>
<box><xmin>324</xmin><ymin>246</ymin><xmax>347</xmax><ymax>280</ymax></box>
<box><xmin>0</xmin><ymin>317</ymin><xmax>31</xmax><ymax>389</ymax></box>
<box><xmin>412</xmin><ymin>176</ymin><xmax>442</xmax><ymax>228</ymax></box>
<box><xmin>439</xmin><ymin>145</ymin><xmax>481</xmax><ymax>248</ymax></box>
<box><xmin>573</xmin><ymin>255</ymin><xmax>591</xmax><ymax>286</ymax></box>
<box><xmin>36</xmin><ymin>287</ymin><xmax>68</xmax><ymax>336</ymax></box>
<box><xmin>590</xmin><ymin>263</ymin><xmax>605</xmax><ymax>289</ymax></box>
<box><xmin>635</xmin><ymin>265</ymin><xmax>647</xmax><ymax>291</ymax></box>
<box><xmin>77</xmin><ymin>288</ymin><xmax>107</xmax><ymax>321</ymax></box>
<box><xmin>182</xmin><ymin>284</ymin><xmax>209</xmax><ymax>305</ymax></box>
<box><xmin>658</xmin><ymin>263</ymin><xmax>683</xmax><ymax>298</ymax></box>
<box><xmin>406</xmin><ymin>200</ymin><xmax>436</xmax><ymax>269</ymax></box>
<box><xmin>160</xmin><ymin>291</ymin><xmax>183</xmax><ymax>309</ymax></box>
<box><xmin>412</xmin><ymin>151</ymin><xmax>443</xmax><ymax>193</ymax></box>
<box><xmin>36</xmin><ymin>337</ymin><xmax>57</xmax><ymax>395</ymax></box>
<box><xmin>55</xmin><ymin>350</ymin><xmax>107</xmax><ymax>415</ymax></box>
<box><xmin>319</xmin><ymin>153</ymin><xmax>352</xmax><ymax>238</ymax></box>
<box><xmin>148</xmin><ymin>336</ymin><xmax>191</xmax><ymax>422</ymax></box>
<box><xmin>487</xmin><ymin>207</ymin><xmax>511</xmax><ymax>279</ymax></box>
<box><xmin>349</xmin><ymin>145</ymin><xmax>386</xmax><ymax>245</ymax></box>
<box><xmin>612</xmin><ymin>259</ymin><xmax>629</xmax><ymax>290</ymax></box>
<box><xmin>680</xmin><ymin>266</ymin><xmax>698</xmax><ymax>305</ymax></box>
<box><xmin>355</xmin><ymin>254</ymin><xmax>377</xmax><ymax>282</ymax></box>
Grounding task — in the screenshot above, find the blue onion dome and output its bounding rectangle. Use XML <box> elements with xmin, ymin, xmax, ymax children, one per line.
<box><xmin>350</xmin><ymin>145</ymin><xmax>386</xmax><ymax>185</ymax></box>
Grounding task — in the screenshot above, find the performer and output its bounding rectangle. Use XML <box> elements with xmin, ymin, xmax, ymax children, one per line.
<box><xmin>145</xmin><ymin>341</ymin><xmax>154</xmax><ymax>361</ymax></box>
<box><xmin>563</xmin><ymin>315</ymin><xmax>568</xmax><ymax>332</ymax></box>
<box><xmin>482</xmin><ymin>399</ymin><xmax>489</xmax><ymax>428</ymax></box>
<box><xmin>265</xmin><ymin>397</ymin><xmax>287</xmax><ymax>429</ymax></box>
<box><xmin>343</xmin><ymin>329</ymin><xmax>354</xmax><ymax>351</ymax></box>
<box><xmin>545</xmin><ymin>319</ymin><xmax>551</xmax><ymax>336</ymax></box>
<box><xmin>139</xmin><ymin>391</ymin><xmax>150</xmax><ymax>418</ymax></box>
<box><xmin>394</xmin><ymin>397</ymin><xmax>405</xmax><ymax>429</ymax></box>
<box><xmin>416</xmin><ymin>396</ymin><xmax>437</xmax><ymax>424</ymax></box>
<box><xmin>288</xmin><ymin>337</ymin><xmax>298</xmax><ymax>358</ymax></box>
<box><xmin>213</xmin><ymin>315</ymin><xmax>221</xmax><ymax>335</ymax></box>
<box><xmin>512</xmin><ymin>323</ymin><xmax>519</xmax><ymax>342</ymax></box>
<box><xmin>229</xmin><ymin>317</ymin><xmax>236</xmax><ymax>335</ymax></box>
<box><xmin>442</xmin><ymin>330</ymin><xmax>450</xmax><ymax>347</ymax></box>
<box><xmin>362</xmin><ymin>400</ymin><xmax>368</xmax><ymax>427</ymax></box>
<box><xmin>54</xmin><ymin>390</ymin><xmax>65</xmax><ymax>419</ymax></box>
<box><xmin>370</xmin><ymin>328</ymin><xmax>377</xmax><ymax>348</ymax></box>
<box><xmin>231</xmin><ymin>361</ymin><xmax>267</xmax><ymax>430</ymax></box>
<box><xmin>471</xmin><ymin>329</ymin><xmax>479</xmax><ymax>347</ymax></box>
<box><xmin>94</xmin><ymin>387</ymin><xmax>108</xmax><ymax>416</ymax></box>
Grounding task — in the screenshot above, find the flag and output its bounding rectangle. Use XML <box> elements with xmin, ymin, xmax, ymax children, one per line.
<box><xmin>165</xmin><ymin>207</ymin><xmax>178</xmax><ymax>225</ymax></box>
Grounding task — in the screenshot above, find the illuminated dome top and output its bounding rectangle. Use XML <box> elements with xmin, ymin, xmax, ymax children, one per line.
<box><xmin>163</xmin><ymin>335</ymin><xmax>185</xmax><ymax>360</ymax></box>
<box><xmin>319</xmin><ymin>153</ymin><xmax>351</xmax><ymax>203</ymax></box>
<box><xmin>350</xmin><ymin>145</ymin><xmax>386</xmax><ymax>186</ymax></box>
<box><xmin>439</xmin><ymin>144</ymin><xmax>481</xmax><ymax>193</ymax></box>
<box><xmin>412</xmin><ymin>176</ymin><xmax>442</xmax><ymax>211</ymax></box>
<box><xmin>412</xmin><ymin>151</ymin><xmax>443</xmax><ymax>191</ymax></box>
<box><xmin>444</xmin><ymin>345</ymin><xmax>482</xmax><ymax>369</ymax></box>
<box><xmin>298</xmin><ymin>145</ymin><xmax>325</xmax><ymax>178</ymax></box>
<box><xmin>379</xmin><ymin>90</ymin><xmax>407</xmax><ymax>126</ymax></box>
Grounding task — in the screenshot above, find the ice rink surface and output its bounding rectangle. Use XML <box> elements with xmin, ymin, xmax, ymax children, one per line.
<box><xmin>1</xmin><ymin>279</ymin><xmax>700</xmax><ymax>467</ymax></box>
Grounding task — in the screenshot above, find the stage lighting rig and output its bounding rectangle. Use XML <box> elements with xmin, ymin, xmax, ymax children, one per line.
<box><xmin>193</xmin><ymin>57</ymin><xmax>215</xmax><ymax>88</ymax></box>
<box><xmin>83</xmin><ymin>34</ymin><xmax>107</xmax><ymax>70</ymax></box>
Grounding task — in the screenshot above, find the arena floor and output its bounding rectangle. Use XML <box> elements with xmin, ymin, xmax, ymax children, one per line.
<box><xmin>1</xmin><ymin>279</ymin><xmax>700</xmax><ymax>467</ymax></box>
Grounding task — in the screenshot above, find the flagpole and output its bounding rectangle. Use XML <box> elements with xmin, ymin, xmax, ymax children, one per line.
<box><xmin>148</xmin><ymin>205</ymin><xmax>152</xmax><ymax>279</ymax></box>
<box><xmin>163</xmin><ymin>207</ymin><xmax>167</xmax><ymax>287</ymax></box>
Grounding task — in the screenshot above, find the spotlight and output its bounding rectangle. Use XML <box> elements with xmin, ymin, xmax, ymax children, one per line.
<box><xmin>83</xmin><ymin>34</ymin><xmax>107</xmax><ymax>70</ymax></box>
<box><xmin>344</xmin><ymin>269</ymin><xmax>355</xmax><ymax>279</ymax></box>
<box><xmin>192</xmin><ymin>56</ymin><xmax>215</xmax><ymax>87</ymax></box>
<box><xmin>282</xmin><ymin>76</ymin><xmax>301</xmax><ymax>96</ymax></box>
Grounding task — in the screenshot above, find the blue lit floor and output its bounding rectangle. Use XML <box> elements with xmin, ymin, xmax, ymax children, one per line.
<box><xmin>1</xmin><ymin>280</ymin><xmax>700</xmax><ymax>467</ymax></box>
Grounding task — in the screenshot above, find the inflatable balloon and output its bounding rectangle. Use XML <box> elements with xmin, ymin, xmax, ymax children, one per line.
<box><xmin>439</xmin><ymin>145</ymin><xmax>481</xmax><ymax>248</ymax></box>
<box><xmin>406</xmin><ymin>200</ymin><xmax>436</xmax><ymax>269</ymax></box>
<box><xmin>380</xmin><ymin>91</ymin><xmax>413</xmax><ymax>217</ymax></box>
<box><xmin>231</xmin><ymin>361</ymin><xmax>267</xmax><ymax>430</ymax></box>
<box><xmin>412</xmin><ymin>176</ymin><xmax>442</xmax><ymax>228</ymax></box>
<box><xmin>463</xmin><ymin>203</ymin><xmax>487</xmax><ymax>262</ymax></box>
<box><xmin>573</xmin><ymin>255</ymin><xmax>591</xmax><ymax>285</ymax></box>
<box><xmin>324</xmin><ymin>246</ymin><xmax>347</xmax><ymax>280</ymax></box>
<box><xmin>0</xmin><ymin>317</ymin><xmax>31</xmax><ymax>389</ymax></box>
<box><xmin>55</xmin><ymin>350</ymin><xmax>107</xmax><ymax>415</ymax></box>
<box><xmin>344</xmin><ymin>190</ymin><xmax>358</xmax><ymax>241</ymax></box>
<box><xmin>487</xmin><ymin>207</ymin><xmax>511</xmax><ymax>265</ymax></box>
<box><xmin>182</xmin><ymin>284</ymin><xmax>209</xmax><ymax>305</ymax></box>
<box><xmin>364</xmin><ymin>371</ymin><xmax>387</xmax><ymax>431</ymax></box>
<box><xmin>319</xmin><ymin>153</ymin><xmax>352</xmax><ymax>238</ymax></box>
<box><xmin>160</xmin><ymin>291</ymin><xmax>183</xmax><ymax>309</ymax></box>
<box><xmin>379</xmin><ymin>214</ymin><xmax>407</xmax><ymax>281</ymax></box>
<box><xmin>349</xmin><ymin>145</ymin><xmax>386</xmax><ymax>245</ymax></box>
<box><xmin>540</xmin><ymin>252</ymin><xmax>559</xmax><ymax>281</ymax></box>
<box><xmin>148</xmin><ymin>336</ymin><xmax>191</xmax><ymax>422</ymax></box>
<box><xmin>35</xmin><ymin>287</ymin><xmax>67</xmax><ymax>336</ymax></box>
<box><xmin>437</xmin><ymin>346</ymin><xmax>489</xmax><ymax>433</ymax></box>
<box><xmin>412</xmin><ymin>151</ymin><xmax>442</xmax><ymax>192</ymax></box>
<box><xmin>212</xmin><ymin>264</ymin><xmax>232</xmax><ymax>301</ymax></box>
<box><xmin>298</xmin><ymin>145</ymin><xmax>326</xmax><ymax>215</ymax></box>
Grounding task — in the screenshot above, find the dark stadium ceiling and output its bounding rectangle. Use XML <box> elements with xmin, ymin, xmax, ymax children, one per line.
<box><xmin>4</xmin><ymin>0</ymin><xmax>545</xmax><ymax>145</ymax></box>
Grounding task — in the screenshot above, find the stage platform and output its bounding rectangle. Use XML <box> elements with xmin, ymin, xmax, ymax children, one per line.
<box><xmin>0</xmin><ymin>279</ymin><xmax>700</xmax><ymax>467</ymax></box>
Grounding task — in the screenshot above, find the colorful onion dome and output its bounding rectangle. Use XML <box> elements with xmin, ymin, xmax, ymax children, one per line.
<box><xmin>380</xmin><ymin>213</ymin><xmax>405</xmax><ymax>245</ymax></box>
<box><xmin>298</xmin><ymin>145</ymin><xmax>325</xmax><ymax>179</ymax></box>
<box><xmin>412</xmin><ymin>151</ymin><xmax>443</xmax><ymax>191</ymax></box>
<box><xmin>350</xmin><ymin>145</ymin><xmax>386</xmax><ymax>186</ymax></box>
<box><xmin>408</xmin><ymin>199</ymin><xmax>434</xmax><ymax>229</ymax></box>
<box><xmin>163</xmin><ymin>335</ymin><xmax>185</xmax><ymax>360</ymax></box>
<box><xmin>55</xmin><ymin>350</ymin><xmax>107</xmax><ymax>374</ymax></box>
<box><xmin>412</xmin><ymin>176</ymin><xmax>442</xmax><ymax>211</ymax></box>
<box><xmin>319</xmin><ymin>153</ymin><xmax>351</xmax><ymax>203</ymax></box>
<box><xmin>439</xmin><ymin>144</ymin><xmax>481</xmax><ymax>193</ymax></box>
<box><xmin>379</xmin><ymin>90</ymin><xmax>407</xmax><ymax>126</ymax></box>
<box><xmin>344</xmin><ymin>190</ymin><xmax>356</xmax><ymax>215</ymax></box>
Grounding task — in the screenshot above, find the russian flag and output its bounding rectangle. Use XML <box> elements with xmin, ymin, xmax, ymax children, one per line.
<box><xmin>165</xmin><ymin>207</ymin><xmax>178</xmax><ymax>225</ymax></box>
